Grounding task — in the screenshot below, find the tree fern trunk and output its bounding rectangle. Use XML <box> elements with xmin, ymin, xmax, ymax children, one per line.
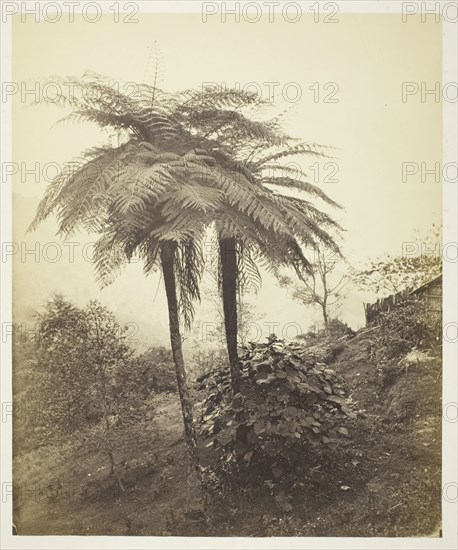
<box><xmin>160</xmin><ymin>244</ymin><xmax>202</xmax><ymax>504</ymax></box>
<box><xmin>219</xmin><ymin>237</ymin><xmax>242</xmax><ymax>393</ymax></box>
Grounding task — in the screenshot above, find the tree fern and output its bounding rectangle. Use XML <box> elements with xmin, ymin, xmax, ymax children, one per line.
<box><xmin>30</xmin><ymin>71</ymin><xmax>343</xmax><ymax>391</ymax></box>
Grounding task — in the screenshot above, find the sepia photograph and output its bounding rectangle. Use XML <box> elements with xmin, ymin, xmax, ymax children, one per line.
<box><xmin>1</xmin><ymin>1</ymin><xmax>457</xmax><ymax>548</ymax></box>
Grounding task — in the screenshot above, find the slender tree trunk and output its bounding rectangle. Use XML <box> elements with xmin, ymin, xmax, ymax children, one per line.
<box><xmin>160</xmin><ymin>244</ymin><xmax>202</xmax><ymax>507</ymax></box>
<box><xmin>219</xmin><ymin>237</ymin><xmax>242</xmax><ymax>393</ymax></box>
<box><xmin>319</xmin><ymin>258</ymin><xmax>329</xmax><ymax>330</ymax></box>
<box><xmin>322</xmin><ymin>302</ymin><xmax>329</xmax><ymax>329</ymax></box>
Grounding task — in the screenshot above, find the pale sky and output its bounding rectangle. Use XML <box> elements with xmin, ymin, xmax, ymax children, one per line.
<box><xmin>12</xmin><ymin>13</ymin><xmax>442</xmax><ymax>347</ymax></box>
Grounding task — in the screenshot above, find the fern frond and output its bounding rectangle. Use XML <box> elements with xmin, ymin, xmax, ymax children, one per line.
<box><xmin>251</xmin><ymin>142</ymin><xmax>334</xmax><ymax>168</ymax></box>
<box><xmin>262</xmin><ymin>175</ymin><xmax>341</xmax><ymax>208</ymax></box>
<box><xmin>161</xmin><ymin>185</ymin><xmax>223</xmax><ymax>215</ymax></box>
<box><xmin>93</xmin><ymin>231</ymin><xmax>128</xmax><ymax>287</ymax></box>
<box><xmin>238</xmin><ymin>243</ymin><xmax>262</xmax><ymax>294</ymax></box>
<box><xmin>173</xmin><ymin>238</ymin><xmax>205</xmax><ymax>330</ymax></box>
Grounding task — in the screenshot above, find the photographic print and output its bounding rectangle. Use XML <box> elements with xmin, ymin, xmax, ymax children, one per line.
<box><xmin>1</xmin><ymin>1</ymin><xmax>457</xmax><ymax>548</ymax></box>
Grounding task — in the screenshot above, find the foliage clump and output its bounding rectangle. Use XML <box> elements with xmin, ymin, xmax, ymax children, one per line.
<box><xmin>373</xmin><ymin>298</ymin><xmax>441</xmax><ymax>359</ymax></box>
<box><xmin>197</xmin><ymin>337</ymin><xmax>355</xmax><ymax>482</ymax></box>
<box><xmin>14</xmin><ymin>294</ymin><xmax>152</xmax><ymax>471</ymax></box>
<box><xmin>136</xmin><ymin>346</ymin><xmax>177</xmax><ymax>393</ymax></box>
<box><xmin>326</xmin><ymin>318</ymin><xmax>356</xmax><ymax>339</ymax></box>
<box><xmin>298</xmin><ymin>318</ymin><xmax>355</xmax><ymax>346</ymax></box>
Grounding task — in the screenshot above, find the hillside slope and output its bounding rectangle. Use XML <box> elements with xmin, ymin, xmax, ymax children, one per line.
<box><xmin>13</xmin><ymin>326</ymin><xmax>441</xmax><ymax>536</ymax></box>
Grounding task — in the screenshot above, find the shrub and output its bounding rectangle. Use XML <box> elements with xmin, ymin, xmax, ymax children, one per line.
<box><xmin>13</xmin><ymin>296</ymin><xmax>151</xmax><ymax>468</ymax></box>
<box><xmin>189</xmin><ymin>346</ymin><xmax>229</xmax><ymax>382</ymax></box>
<box><xmin>296</xmin><ymin>319</ymin><xmax>355</xmax><ymax>346</ymax></box>
<box><xmin>327</xmin><ymin>318</ymin><xmax>356</xmax><ymax>339</ymax></box>
<box><xmin>374</xmin><ymin>298</ymin><xmax>441</xmax><ymax>359</ymax></box>
<box><xmin>136</xmin><ymin>347</ymin><xmax>177</xmax><ymax>393</ymax></box>
<box><xmin>197</xmin><ymin>336</ymin><xmax>355</xmax><ymax>483</ymax></box>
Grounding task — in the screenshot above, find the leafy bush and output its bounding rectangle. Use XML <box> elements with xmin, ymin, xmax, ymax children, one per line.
<box><xmin>13</xmin><ymin>295</ymin><xmax>152</xmax><ymax>471</ymax></box>
<box><xmin>136</xmin><ymin>347</ymin><xmax>177</xmax><ymax>393</ymax></box>
<box><xmin>197</xmin><ymin>337</ymin><xmax>355</xmax><ymax>483</ymax></box>
<box><xmin>189</xmin><ymin>346</ymin><xmax>229</xmax><ymax>382</ymax></box>
<box><xmin>297</xmin><ymin>319</ymin><xmax>355</xmax><ymax>346</ymax></box>
<box><xmin>327</xmin><ymin>318</ymin><xmax>356</xmax><ymax>339</ymax></box>
<box><xmin>374</xmin><ymin>298</ymin><xmax>441</xmax><ymax>358</ymax></box>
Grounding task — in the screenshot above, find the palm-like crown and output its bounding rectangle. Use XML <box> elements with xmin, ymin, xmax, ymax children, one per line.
<box><xmin>30</xmin><ymin>72</ymin><xmax>342</xmax><ymax>327</ymax></box>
